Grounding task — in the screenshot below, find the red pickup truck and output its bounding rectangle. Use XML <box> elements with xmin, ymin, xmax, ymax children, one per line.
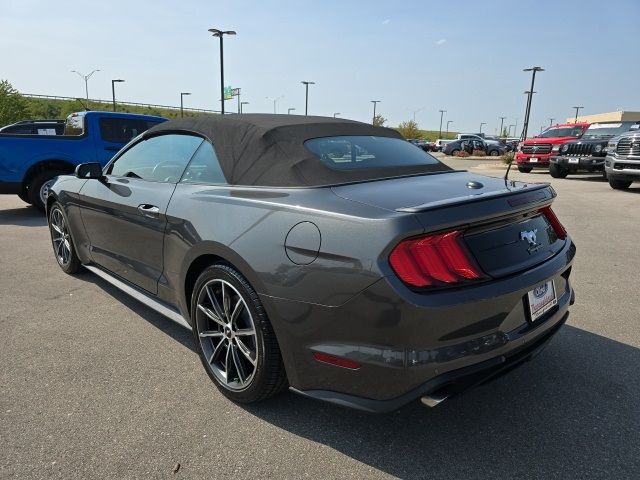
<box><xmin>515</xmin><ymin>122</ymin><xmax>589</xmax><ymax>173</ymax></box>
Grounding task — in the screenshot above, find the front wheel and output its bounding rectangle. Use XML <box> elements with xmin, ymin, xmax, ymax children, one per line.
<box><xmin>48</xmin><ymin>202</ymin><xmax>82</xmax><ymax>274</ymax></box>
<box><xmin>549</xmin><ymin>163</ymin><xmax>569</xmax><ymax>178</ymax></box>
<box><xmin>517</xmin><ymin>165</ymin><xmax>533</xmax><ymax>173</ymax></box>
<box><xmin>489</xmin><ymin>150</ymin><xmax>500</xmax><ymax>156</ymax></box>
<box><xmin>609</xmin><ymin>179</ymin><xmax>632</xmax><ymax>190</ymax></box>
<box><xmin>450</xmin><ymin>149</ymin><xmax>459</xmax><ymax>156</ymax></box>
<box><xmin>191</xmin><ymin>264</ymin><xmax>287</xmax><ymax>403</ymax></box>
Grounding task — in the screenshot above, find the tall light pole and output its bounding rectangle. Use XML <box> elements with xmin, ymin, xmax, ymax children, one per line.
<box><xmin>522</xmin><ymin>66</ymin><xmax>544</xmax><ymax>140</ymax></box>
<box><xmin>111</xmin><ymin>79</ymin><xmax>124</xmax><ymax>112</ymax></box>
<box><xmin>446</xmin><ymin>120</ymin><xmax>453</xmax><ymax>136</ymax></box>
<box><xmin>573</xmin><ymin>106</ymin><xmax>584</xmax><ymax>123</ymax></box>
<box><xmin>240</xmin><ymin>101</ymin><xmax>249</xmax><ymax>114</ymax></box>
<box><xmin>438</xmin><ymin>109</ymin><xmax>446</xmax><ymax>138</ymax></box>
<box><xmin>411</xmin><ymin>107</ymin><xmax>425</xmax><ymax>122</ymax></box>
<box><xmin>287</xmin><ymin>107</ymin><xmax>295</xmax><ymax>115</ymax></box>
<box><xmin>266</xmin><ymin>95</ymin><xmax>284</xmax><ymax>114</ymax></box>
<box><xmin>499</xmin><ymin>116</ymin><xmax>507</xmax><ymax>137</ymax></box>
<box><xmin>71</xmin><ymin>69</ymin><xmax>100</xmax><ymax>102</ymax></box>
<box><xmin>479</xmin><ymin>122</ymin><xmax>486</xmax><ymax>133</ymax></box>
<box><xmin>508</xmin><ymin>124</ymin><xmax>516</xmax><ymax>136</ymax></box>
<box><xmin>301</xmin><ymin>81</ymin><xmax>315</xmax><ymax>115</ymax></box>
<box><xmin>208</xmin><ymin>28</ymin><xmax>236</xmax><ymax>114</ymax></box>
<box><xmin>522</xmin><ymin>90</ymin><xmax>536</xmax><ymax>139</ymax></box>
<box><xmin>371</xmin><ymin>100</ymin><xmax>381</xmax><ymax>123</ymax></box>
<box><xmin>549</xmin><ymin>117</ymin><xmax>555</xmax><ymax>126</ymax></box>
<box><xmin>180</xmin><ymin>92</ymin><xmax>191</xmax><ymax>118</ymax></box>
<box><xmin>333</xmin><ymin>112</ymin><xmax>341</xmax><ymax>118</ymax></box>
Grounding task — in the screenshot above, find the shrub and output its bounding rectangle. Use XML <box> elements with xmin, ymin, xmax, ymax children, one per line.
<box><xmin>472</xmin><ymin>149</ymin><xmax>486</xmax><ymax>157</ymax></box>
<box><xmin>456</xmin><ymin>150</ymin><xmax>470</xmax><ymax>158</ymax></box>
<box><xmin>500</xmin><ymin>152</ymin><xmax>515</xmax><ymax>164</ymax></box>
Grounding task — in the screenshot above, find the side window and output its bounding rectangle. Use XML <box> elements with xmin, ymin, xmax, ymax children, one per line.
<box><xmin>180</xmin><ymin>141</ymin><xmax>227</xmax><ymax>185</ymax></box>
<box><xmin>99</xmin><ymin>118</ymin><xmax>162</xmax><ymax>144</ymax></box>
<box><xmin>109</xmin><ymin>134</ymin><xmax>203</xmax><ymax>183</ymax></box>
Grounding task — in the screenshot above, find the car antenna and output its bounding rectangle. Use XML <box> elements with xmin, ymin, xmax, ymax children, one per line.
<box><xmin>75</xmin><ymin>98</ymin><xmax>90</xmax><ymax>111</ymax></box>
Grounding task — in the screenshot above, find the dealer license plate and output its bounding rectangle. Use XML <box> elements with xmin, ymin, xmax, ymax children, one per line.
<box><xmin>529</xmin><ymin>157</ymin><xmax>538</xmax><ymax>163</ymax></box>
<box><xmin>568</xmin><ymin>158</ymin><xmax>579</xmax><ymax>164</ymax></box>
<box><xmin>527</xmin><ymin>280</ymin><xmax>557</xmax><ymax>322</ymax></box>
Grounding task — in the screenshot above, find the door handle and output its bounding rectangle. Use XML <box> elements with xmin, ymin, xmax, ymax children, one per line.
<box><xmin>137</xmin><ymin>204</ymin><xmax>160</xmax><ymax>218</ymax></box>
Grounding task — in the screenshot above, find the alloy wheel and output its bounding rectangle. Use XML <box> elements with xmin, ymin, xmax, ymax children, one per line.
<box><xmin>195</xmin><ymin>279</ymin><xmax>258</xmax><ymax>391</ymax></box>
<box><xmin>50</xmin><ymin>208</ymin><xmax>72</xmax><ymax>266</ymax></box>
<box><xmin>40</xmin><ymin>179</ymin><xmax>55</xmax><ymax>207</ymax></box>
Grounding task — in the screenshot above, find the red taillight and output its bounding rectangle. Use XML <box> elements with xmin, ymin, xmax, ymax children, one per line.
<box><xmin>313</xmin><ymin>352</ymin><xmax>361</xmax><ymax>370</ymax></box>
<box><xmin>540</xmin><ymin>206</ymin><xmax>567</xmax><ymax>239</ymax></box>
<box><xmin>389</xmin><ymin>230</ymin><xmax>485</xmax><ymax>288</ymax></box>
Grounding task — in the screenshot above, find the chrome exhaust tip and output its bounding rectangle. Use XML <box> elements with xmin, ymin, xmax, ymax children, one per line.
<box><xmin>420</xmin><ymin>391</ymin><xmax>449</xmax><ymax>408</ymax></box>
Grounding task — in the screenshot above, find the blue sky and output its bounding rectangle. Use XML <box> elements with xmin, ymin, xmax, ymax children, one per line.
<box><xmin>2</xmin><ymin>0</ymin><xmax>639</xmax><ymax>134</ymax></box>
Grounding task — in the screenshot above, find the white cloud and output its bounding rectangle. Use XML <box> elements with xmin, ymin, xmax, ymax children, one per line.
<box><xmin>436</xmin><ymin>38</ymin><xmax>446</xmax><ymax>45</ymax></box>
<box><xmin>382</xmin><ymin>19</ymin><xmax>390</xmax><ymax>25</ymax></box>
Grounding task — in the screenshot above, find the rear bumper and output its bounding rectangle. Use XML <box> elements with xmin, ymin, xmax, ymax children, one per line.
<box><xmin>551</xmin><ymin>156</ymin><xmax>605</xmax><ymax>169</ymax></box>
<box><xmin>263</xmin><ymin>238</ymin><xmax>576</xmax><ymax>412</ymax></box>
<box><xmin>0</xmin><ymin>181</ymin><xmax>22</xmax><ymax>194</ymax></box>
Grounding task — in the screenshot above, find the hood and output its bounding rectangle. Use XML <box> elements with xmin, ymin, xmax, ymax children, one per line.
<box><xmin>523</xmin><ymin>136</ymin><xmax>578</xmax><ymax>145</ymax></box>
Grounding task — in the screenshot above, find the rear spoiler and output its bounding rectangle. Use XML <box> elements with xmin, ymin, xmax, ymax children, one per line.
<box><xmin>396</xmin><ymin>183</ymin><xmax>553</xmax><ymax>213</ymax></box>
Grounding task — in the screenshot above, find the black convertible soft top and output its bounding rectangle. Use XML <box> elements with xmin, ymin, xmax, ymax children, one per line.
<box><xmin>145</xmin><ymin>114</ymin><xmax>449</xmax><ymax>187</ymax></box>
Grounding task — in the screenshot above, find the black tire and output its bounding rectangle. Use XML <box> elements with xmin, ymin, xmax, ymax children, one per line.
<box><xmin>489</xmin><ymin>150</ymin><xmax>500</xmax><ymax>156</ymax></box>
<box><xmin>602</xmin><ymin>170</ymin><xmax>608</xmax><ymax>181</ymax></box>
<box><xmin>609</xmin><ymin>179</ymin><xmax>632</xmax><ymax>190</ymax></box>
<box><xmin>191</xmin><ymin>264</ymin><xmax>287</xmax><ymax>403</ymax></box>
<box><xmin>450</xmin><ymin>149</ymin><xmax>459</xmax><ymax>156</ymax></box>
<box><xmin>549</xmin><ymin>163</ymin><xmax>569</xmax><ymax>178</ymax></box>
<box><xmin>17</xmin><ymin>190</ymin><xmax>30</xmax><ymax>204</ymax></box>
<box><xmin>28</xmin><ymin>169</ymin><xmax>63</xmax><ymax>212</ymax></box>
<box><xmin>517</xmin><ymin>165</ymin><xmax>533</xmax><ymax>173</ymax></box>
<box><xmin>48</xmin><ymin>202</ymin><xmax>82</xmax><ymax>274</ymax></box>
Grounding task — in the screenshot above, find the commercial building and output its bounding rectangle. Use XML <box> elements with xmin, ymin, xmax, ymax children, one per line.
<box><xmin>567</xmin><ymin>111</ymin><xmax>640</xmax><ymax>124</ymax></box>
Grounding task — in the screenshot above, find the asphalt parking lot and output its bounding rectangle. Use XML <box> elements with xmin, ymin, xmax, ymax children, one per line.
<box><xmin>1</xmin><ymin>159</ymin><xmax>639</xmax><ymax>479</ymax></box>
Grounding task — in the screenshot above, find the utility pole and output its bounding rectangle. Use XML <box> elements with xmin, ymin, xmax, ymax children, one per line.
<box><xmin>438</xmin><ymin>109</ymin><xmax>446</xmax><ymax>138</ymax></box>
<box><xmin>371</xmin><ymin>100</ymin><xmax>381</xmax><ymax>124</ymax></box>
<box><xmin>209</xmin><ymin>28</ymin><xmax>236</xmax><ymax>114</ymax></box>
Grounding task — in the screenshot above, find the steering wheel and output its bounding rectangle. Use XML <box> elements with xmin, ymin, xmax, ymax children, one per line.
<box><xmin>152</xmin><ymin>161</ymin><xmax>185</xmax><ymax>180</ymax></box>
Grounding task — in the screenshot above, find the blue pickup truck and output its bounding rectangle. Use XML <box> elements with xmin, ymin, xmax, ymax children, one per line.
<box><xmin>0</xmin><ymin>111</ymin><xmax>165</xmax><ymax>211</ymax></box>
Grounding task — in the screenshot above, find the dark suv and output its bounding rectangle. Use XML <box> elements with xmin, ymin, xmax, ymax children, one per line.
<box><xmin>549</xmin><ymin>121</ymin><xmax>640</xmax><ymax>178</ymax></box>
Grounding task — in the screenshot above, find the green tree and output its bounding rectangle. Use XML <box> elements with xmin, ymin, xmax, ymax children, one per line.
<box><xmin>396</xmin><ymin>119</ymin><xmax>421</xmax><ymax>139</ymax></box>
<box><xmin>372</xmin><ymin>114</ymin><xmax>387</xmax><ymax>127</ymax></box>
<box><xmin>0</xmin><ymin>80</ymin><xmax>30</xmax><ymax>126</ymax></box>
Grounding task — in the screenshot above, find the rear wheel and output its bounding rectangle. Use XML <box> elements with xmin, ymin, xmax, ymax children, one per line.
<box><xmin>609</xmin><ymin>179</ymin><xmax>632</xmax><ymax>190</ymax></box>
<box><xmin>517</xmin><ymin>165</ymin><xmax>533</xmax><ymax>173</ymax></box>
<box><xmin>489</xmin><ymin>150</ymin><xmax>500</xmax><ymax>156</ymax></box>
<box><xmin>549</xmin><ymin>163</ymin><xmax>569</xmax><ymax>178</ymax></box>
<box><xmin>48</xmin><ymin>202</ymin><xmax>82</xmax><ymax>274</ymax></box>
<box><xmin>28</xmin><ymin>169</ymin><xmax>63</xmax><ymax>212</ymax></box>
<box><xmin>450</xmin><ymin>149</ymin><xmax>459</xmax><ymax>156</ymax></box>
<box><xmin>191</xmin><ymin>264</ymin><xmax>287</xmax><ymax>403</ymax></box>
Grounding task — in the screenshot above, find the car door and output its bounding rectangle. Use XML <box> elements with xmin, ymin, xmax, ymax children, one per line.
<box><xmin>78</xmin><ymin>133</ymin><xmax>204</xmax><ymax>293</ymax></box>
<box><xmin>94</xmin><ymin>117</ymin><xmax>163</xmax><ymax>165</ymax></box>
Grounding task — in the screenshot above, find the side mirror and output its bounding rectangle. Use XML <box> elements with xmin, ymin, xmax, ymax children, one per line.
<box><xmin>75</xmin><ymin>162</ymin><xmax>104</xmax><ymax>179</ymax></box>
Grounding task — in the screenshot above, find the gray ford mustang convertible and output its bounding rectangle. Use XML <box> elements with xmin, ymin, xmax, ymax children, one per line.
<box><xmin>47</xmin><ymin>114</ymin><xmax>575</xmax><ymax>412</ymax></box>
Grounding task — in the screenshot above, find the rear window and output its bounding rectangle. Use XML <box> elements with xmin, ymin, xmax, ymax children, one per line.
<box><xmin>99</xmin><ymin>118</ymin><xmax>161</xmax><ymax>143</ymax></box>
<box><xmin>63</xmin><ymin>114</ymin><xmax>86</xmax><ymax>136</ymax></box>
<box><xmin>304</xmin><ymin>136</ymin><xmax>442</xmax><ymax>171</ymax></box>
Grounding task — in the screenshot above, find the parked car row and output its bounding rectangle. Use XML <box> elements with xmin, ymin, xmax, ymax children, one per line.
<box><xmin>442</xmin><ymin>138</ymin><xmax>507</xmax><ymax>156</ymax></box>
<box><xmin>515</xmin><ymin>121</ymin><xmax>640</xmax><ymax>191</ymax></box>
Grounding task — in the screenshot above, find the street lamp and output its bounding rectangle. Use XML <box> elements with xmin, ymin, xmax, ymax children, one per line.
<box><xmin>411</xmin><ymin>107</ymin><xmax>425</xmax><ymax>122</ymax></box>
<box><xmin>499</xmin><ymin>116</ymin><xmax>507</xmax><ymax>137</ymax></box>
<box><xmin>333</xmin><ymin>112</ymin><xmax>341</xmax><ymax>118</ymax></box>
<box><xmin>549</xmin><ymin>117</ymin><xmax>555</xmax><ymax>126</ymax></box>
<box><xmin>573</xmin><ymin>106</ymin><xmax>584</xmax><ymax>123</ymax></box>
<box><xmin>111</xmin><ymin>79</ymin><xmax>125</xmax><ymax>112</ymax></box>
<box><xmin>508</xmin><ymin>124</ymin><xmax>515</xmax><ymax>136</ymax></box>
<box><xmin>240</xmin><ymin>101</ymin><xmax>249</xmax><ymax>114</ymax></box>
<box><xmin>287</xmin><ymin>107</ymin><xmax>295</xmax><ymax>115</ymax></box>
<box><xmin>71</xmin><ymin>69</ymin><xmax>100</xmax><ymax>102</ymax></box>
<box><xmin>301</xmin><ymin>81</ymin><xmax>315</xmax><ymax>115</ymax></box>
<box><xmin>438</xmin><ymin>109</ymin><xmax>446</xmax><ymax>138</ymax></box>
<box><xmin>266</xmin><ymin>95</ymin><xmax>284</xmax><ymax>114</ymax></box>
<box><xmin>446</xmin><ymin>120</ymin><xmax>453</xmax><ymax>136</ymax></box>
<box><xmin>479</xmin><ymin>122</ymin><xmax>486</xmax><ymax>133</ymax></box>
<box><xmin>522</xmin><ymin>90</ymin><xmax>537</xmax><ymax>139</ymax></box>
<box><xmin>208</xmin><ymin>28</ymin><xmax>236</xmax><ymax>114</ymax></box>
<box><xmin>180</xmin><ymin>92</ymin><xmax>191</xmax><ymax>118</ymax></box>
<box><xmin>521</xmin><ymin>66</ymin><xmax>544</xmax><ymax>139</ymax></box>
<box><xmin>371</xmin><ymin>100</ymin><xmax>381</xmax><ymax>124</ymax></box>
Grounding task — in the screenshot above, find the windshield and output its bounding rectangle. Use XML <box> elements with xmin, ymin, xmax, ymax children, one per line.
<box><xmin>63</xmin><ymin>113</ymin><xmax>85</xmax><ymax>136</ymax></box>
<box><xmin>537</xmin><ymin>126</ymin><xmax>585</xmax><ymax>138</ymax></box>
<box><xmin>305</xmin><ymin>136</ymin><xmax>442</xmax><ymax>171</ymax></box>
<box><xmin>583</xmin><ymin>122</ymin><xmax>640</xmax><ymax>138</ymax></box>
